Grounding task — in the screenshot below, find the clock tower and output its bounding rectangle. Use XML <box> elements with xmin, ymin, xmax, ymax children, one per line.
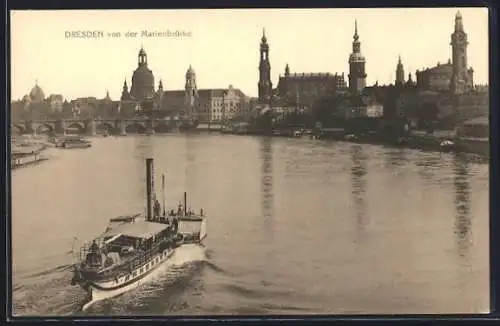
<box><xmin>348</xmin><ymin>20</ymin><xmax>367</xmax><ymax>95</ymax></box>
<box><xmin>450</xmin><ymin>11</ymin><xmax>472</xmax><ymax>94</ymax></box>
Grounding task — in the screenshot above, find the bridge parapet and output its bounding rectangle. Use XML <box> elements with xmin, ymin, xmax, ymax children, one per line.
<box><xmin>12</xmin><ymin>116</ymin><xmax>199</xmax><ymax>135</ymax></box>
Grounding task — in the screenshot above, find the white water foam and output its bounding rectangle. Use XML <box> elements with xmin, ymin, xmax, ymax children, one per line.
<box><xmin>82</xmin><ymin>244</ymin><xmax>207</xmax><ymax>311</ymax></box>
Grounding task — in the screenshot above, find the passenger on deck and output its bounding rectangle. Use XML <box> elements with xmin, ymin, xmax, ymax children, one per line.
<box><xmin>90</xmin><ymin>240</ymin><xmax>99</xmax><ymax>254</ymax></box>
<box><xmin>172</xmin><ymin>217</ymin><xmax>179</xmax><ymax>232</ymax></box>
<box><xmin>170</xmin><ymin>209</ymin><xmax>175</xmax><ymax>216</ymax></box>
<box><xmin>89</xmin><ymin>240</ymin><xmax>100</xmax><ymax>266</ymax></box>
<box><xmin>177</xmin><ymin>203</ymin><xmax>183</xmax><ymax>216</ymax></box>
<box><xmin>200</xmin><ymin>208</ymin><xmax>204</xmax><ymax>217</ymax></box>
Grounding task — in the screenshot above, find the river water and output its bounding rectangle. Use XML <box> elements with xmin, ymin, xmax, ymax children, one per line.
<box><xmin>11</xmin><ymin>133</ymin><xmax>490</xmax><ymax>316</ymax></box>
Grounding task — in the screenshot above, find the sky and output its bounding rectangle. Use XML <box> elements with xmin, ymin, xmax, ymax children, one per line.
<box><xmin>10</xmin><ymin>8</ymin><xmax>489</xmax><ymax>101</ymax></box>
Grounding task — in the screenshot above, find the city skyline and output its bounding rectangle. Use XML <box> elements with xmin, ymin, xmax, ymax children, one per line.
<box><xmin>10</xmin><ymin>8</ymin><xmax>489</xmax><ymax>101</ymax></box>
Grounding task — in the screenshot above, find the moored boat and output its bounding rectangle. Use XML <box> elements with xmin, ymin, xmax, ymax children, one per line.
<box><xmin>55</xmin><ymin>136</ymin><xmax>92</xmax><ymax>149</ymax></box>
<box><xmin>70</xmin><ymin>158</ymin><xmax>207</xmax><ymax>307</ymax></box>
<box><xmin>454</xmin><ymin>136</ymin><xmax>489</xmax><ymax>158</ymax></box>
<box><xmin>11</xmin><ymin>148</ymin><xmax>48</xmax><ymax>169</ymax></box>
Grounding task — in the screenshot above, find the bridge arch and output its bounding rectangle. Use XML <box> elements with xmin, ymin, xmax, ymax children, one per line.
<box><xmin>36</xmin><ymin>122</ymin><xmax>55</xmax><ymax>134</ymax></box>
<box><xmin>66</xmin><ymin>122</ymin><xmax>86</xmax><ymax>134</ymax></box>
<box><xmin>96</xmin><ymin>121</ymin><xmax>115</xmax><ymax>133</ymax></box>
<box><xmin>125</xmin><ymin>121</ymin><xmax>147</xmax><ymax>134</ymax></box>
<box><xmin>154</xmin><ymin>121</ymin><xmax>171</xmax><ymax>133</ymax></box>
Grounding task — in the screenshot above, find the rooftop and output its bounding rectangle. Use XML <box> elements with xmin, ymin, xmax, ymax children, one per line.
<box><xmin>102</xmin><ymin>219</ymin><xmax>170</xmax><ymax>239</ymax></box>
<box><xmin>282</xmin><ymin>72</ymin><xmax>343</xmax><ymax>79</ymax></box>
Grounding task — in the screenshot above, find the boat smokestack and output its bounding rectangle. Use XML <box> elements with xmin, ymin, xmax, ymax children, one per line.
<box><xmin>184</xmin><ymin>191</ymin><xmax>187</xmax><ymax>215</ymax></box>
<box><xmin>146</xmin><ymin>158</ymin><xmax>155</xmax><ymax>221</ymax></box>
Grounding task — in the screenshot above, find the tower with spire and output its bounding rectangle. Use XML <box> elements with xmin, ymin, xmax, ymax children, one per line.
<box><xmin>348</xmin><ymin>20</ymin><xmax>367</xmax><ymax>95</ymax></box>
<box><xmin>450</xmin><ymin>10</ymin><xmax>473</xmax><ymax>94</ymax></box>
<box><xmin>185</xmin><ymin>65</ymin><xmax>199</xmax><ymax>116</ymax></box>
<box><xmin>121</xmin><ymin>79</ymin><xmax>130</xmax><ymax>101</ymax></box>
<box><xmin>258</xmin><ymin>28</ymin><xmax>273</xmax><ymax>104</ymax></box>
<box><xmin>285</xmin><ymin>63</ymin><xmax>290</xmax><ymax>77</ymax></box>
<box><xmin>395</xmin><ymin>55</ymin><xmax>405</xmax><ymax>86</ymax></box>
<box><xmin>158</xmin><ymin>79</ymin><xmax>163</xmax><ymax>94</ymax></box>
<box><xmin>155</xmin><ymin>79</ymin><xmax>164</xmax><ymax>110</ymax></box>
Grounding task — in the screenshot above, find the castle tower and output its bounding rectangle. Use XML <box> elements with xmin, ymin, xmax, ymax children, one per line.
<box><xmin>185</xmin><ymin>65</ymin><xmax>198</xmax><ymax>116</ymax></box>
<box><xmin>258</xmin><ymin>28</ymin><xmax>273</xmax><ymax>104</ymax></box>
<box><xmin>348</xmin><ymin>20</ymin><xmax>367</xmax><ymax>95</ymax></box>
<box><xmin>395</xmin><ymin>55</ymin><xmax>405</xmax><ymax>86</ymax></box>
<box><xmin>450</xmin><ymin>11</ymin><xmax>473</xmax><ymax>94</ymax></box>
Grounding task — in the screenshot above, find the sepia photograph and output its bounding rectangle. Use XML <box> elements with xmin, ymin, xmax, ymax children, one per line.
<box><xmin>9</xmin><ymin>8</ymin><xmax>489</xmax><ymax>317</ymax></box>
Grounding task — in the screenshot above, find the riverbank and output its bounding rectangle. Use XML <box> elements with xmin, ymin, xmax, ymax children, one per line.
<box><xmin>217</xmin><ymin>127</ymin><xmax>489</xmax><ymax>162</ymax></box>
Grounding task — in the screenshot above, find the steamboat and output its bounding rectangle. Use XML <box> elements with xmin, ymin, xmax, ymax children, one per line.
<box><xmin>54</xmin><ymin>135</ymin><xmax>92</xmax><ymax>149</ymax></box>
<box><xmin>70</xmin><ymin>158</ymin><xmax>207</xmax><ymax>306</ymax></box>
<box><xmin>11</xmin><ymin>147</ymin><xmax>48</xmax><ymax>169</ymax></box>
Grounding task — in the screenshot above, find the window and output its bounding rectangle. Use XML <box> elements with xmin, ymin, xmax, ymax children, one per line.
<box><xmin>132</xmin><ymin>272</ymin><xmax>137</xmax><ymax>277</ymax></box>
<box><xmin>125</xmin><ymin>276</ymin><xmax>130</xmax><ymax>281</ymax></box>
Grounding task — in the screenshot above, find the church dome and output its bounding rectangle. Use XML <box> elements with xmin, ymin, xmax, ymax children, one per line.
<box><xmin>130</xmin><ymin>65</ymin><xmax>155</xmax><ymax>100</ymax></box>
<box><xmin>29</xmin><ymin>83</ymin><xmax>45</xmax><ymax>102</ymax></box>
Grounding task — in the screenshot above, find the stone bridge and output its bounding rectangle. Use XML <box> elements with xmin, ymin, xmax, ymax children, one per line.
<box><xmin>11</xmin><ymin>117</ymin><xmax>196</xmax><ymax>135</ymax></box>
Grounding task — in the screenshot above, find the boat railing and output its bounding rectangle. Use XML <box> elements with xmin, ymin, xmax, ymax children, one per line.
<box><xmin>78</xmin><ymin>236</ymin><xmax>176</xmax><ymax>278</ymax></box>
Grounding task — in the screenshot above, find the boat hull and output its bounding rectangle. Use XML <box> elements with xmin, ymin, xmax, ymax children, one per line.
<box><xmin>455</xmin><ymin>137</ymin><xmax>489</xmax><ymax>158</ymax></box>
<box><xmin>57</xmin><ymin>142</ymin><xmax>92</xmax><ymax>149</ymax></box>
<box><xmin>79</xmin><ymin>247</ymin><xmax>175</xmax><ymax>295</ymax></box>
<box><xmin>11</xmin><ymin>153</ymin><xmax>47</xmax><ymax>169</ymax></box>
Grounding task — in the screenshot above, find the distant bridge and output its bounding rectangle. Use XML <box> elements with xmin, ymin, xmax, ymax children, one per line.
<box><xmin>11</xmin><ymin>117</ymin><xmax>224</xmax><ymax>135</ymax></box>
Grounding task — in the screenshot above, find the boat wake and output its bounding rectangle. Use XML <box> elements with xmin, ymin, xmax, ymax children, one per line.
<box><xmin>80</xmin><ymin>244</ymin><xmax>207</xmax><ymax>312</ymax></box>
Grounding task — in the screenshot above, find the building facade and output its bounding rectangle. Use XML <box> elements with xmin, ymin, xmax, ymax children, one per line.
<box><xmin>276</xmin><ymin>66</ymin><xmax>347</xmax><ymax>109</ymax></box>
<box><xmin>11</xmin><ymin>81</ymin><xmax>72</xmax><ymax>121</ymax></box>
<box><xmin>416</xmin><ymin>11</ymin><xmax>474</xmax><ymax>94</ymax></box>
<box><xmin>117</xmin><ymin>48</ymin><xmax>250</xmax><ymax>122</ymax></box>
<box><xmin>154</xmin><ymin>67</ymin><xmax>250</xmax><ymax>122</ymax></box>
<box><xmin>257</xmin><ymin>29</ymin><xmax>347</xmax><ymax>117</ymax></box>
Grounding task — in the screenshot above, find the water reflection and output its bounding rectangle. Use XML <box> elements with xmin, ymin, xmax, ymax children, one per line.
<box><xmin>452</xmin><ymin>154</ymin><xmax>472</xmax><ymax>259</ymax></box>
<box><xmin>384</xmin><ymin>147</ymin><xmax>408</xmax><ymax>168</ymax></box>
<box><xmin>414</xmin><ymin>153</ymin><xmax>444</xmax><ymax>184</ymax></box>
<box><xmin>260</xmin><ymin>137</ymin><xmax>274</xmax><ymax>222</ymax></box>
<box><xmin>349</xmin><ymin>145</ymin><xmax>368</xmax><ymax>237</ymax></box>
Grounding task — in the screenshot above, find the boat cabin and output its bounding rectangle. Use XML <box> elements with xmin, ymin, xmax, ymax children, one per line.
<box><xmin>81</xmin><ymin>220</ymin><xmax>177</xmax><ymax>272</ymax></box>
